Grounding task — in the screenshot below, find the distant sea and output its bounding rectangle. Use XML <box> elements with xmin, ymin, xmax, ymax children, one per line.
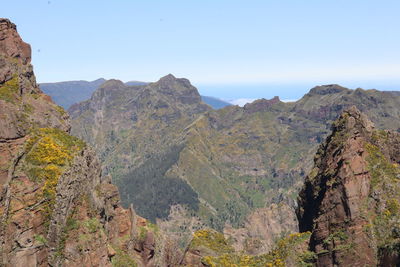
<box><xmin>195</xmin><ymin>81</ymin><xmax>400</xmax><ymax>106</ymax></box>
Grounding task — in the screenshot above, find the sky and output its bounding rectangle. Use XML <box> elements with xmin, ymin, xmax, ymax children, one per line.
<box><xmin>3</xmin><ymin>0</ymin><xmax>400</xmax><ymax>99</ymax></box>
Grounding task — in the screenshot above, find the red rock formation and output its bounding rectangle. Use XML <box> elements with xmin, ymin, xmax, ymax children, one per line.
<box><xmin>0</xmin><ymin>19</ymin><xmax>31</xmax><ymax>65</ymax></box>
<box><xmin>297</xmin><ymin>106</ymin><xmax>400</xmax><ymax>266</ymax></box>
<box><xmin>0</xmin><ymin>18</ymin><xmax>156</xmax><ymax>267</ymax></box>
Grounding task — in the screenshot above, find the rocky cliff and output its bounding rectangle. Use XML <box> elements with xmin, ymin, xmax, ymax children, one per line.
<box><xmin>297</xmin><ymin>106</ymin><xmax>400</xmax><ymax>266</ymax></box>
<box><xmin>0</xmin><ymin>18</ymin><xmax>161</xmax><ymax>267</ymax></box>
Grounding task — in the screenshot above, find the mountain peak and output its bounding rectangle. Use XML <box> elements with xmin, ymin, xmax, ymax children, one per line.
<box><xmin>243</xmin><ymin>96</ymin><xmax>281</xmax><ymax>113</ymax></box>
<box><xmin>159</xmin><ymin>73</ymin><xmax>176</xmax><ymax>81</ymax></box>
<box><xmin>0</xmin><ymin>18</ymin><xmax>31</xmax><ymax>66</ymax></box>
<box><xmin>308</xmin><ymin>84</ymin><xmax>349</xmax><ymax>96</ymax></box>
<box><xmin>297</xmin><ymin>107</ymin><xmax>399</xmax><ymax>266</ymax></box>
<box><xmin>92</xmin><ymin>78</ymin><xmax>106</xmax><ymax>83</ymax></box>
<box><xmin>156</xmin><ymin>73</ymin><xmax>193</xmax><ymax>87</ymax></box>
<box><xmin>98</xmin><ymin>79</ymin><xmax>125</xmax><ymax>89</ymax></box>
<box><xmin>331</xmin><ymin>106</ymin><xmax>374</xmax><ymax>136</ymax></box>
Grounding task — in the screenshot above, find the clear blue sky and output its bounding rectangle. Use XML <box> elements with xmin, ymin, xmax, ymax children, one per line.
<box><xmin>3</xmin><ymin>0</ymin><xmax>400</xmax><ymax>98</ymax></box>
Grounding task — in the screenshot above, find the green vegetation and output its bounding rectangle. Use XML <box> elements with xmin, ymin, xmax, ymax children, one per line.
<box><xmin>34</xmin><ymin>234</ymin><xmax>48</xmax><ymax>246</ymax></box>
<box><xmin>365</xmin><ymin>143</ymin><xmax>399</xmax><ymax>189</ymax></box>
<box><xmin>322</xmin><ymin>230</ymin><xmax>348</xmax><ymax>246</ymax></box>
<box><xmin>55</xmin><ymin>105</ymin><xmax>66</xmax><ymax>116</ymax></box>
<box><xmin>364</xmin><ymin>140</ymin><xmax>400</xmax><ymax>257</ymax></box>
<box><xmin>65</xmin><ymin>216</ymin><xmax>79</xmax><ymax>232</ymax></box>
<box><xmin>23</xmin><ymin>103</ymin><xmax>34</xmax><ymax>113</ymax></box>
<box><xmin>0</xmin><ymin>75</ymin><xmax>19</xmax><ymax>103</ymax></box>
<box><xmin>201</xmin><ymin>232</ymin><xmax>314</xmax><ymax>267</ymax></box>
<box><xmin>111</xmin><ymin>247</ymin><xmax>137</xmax><ymax>267</ymax></box>
<box><xmin>191</xmin><ymin>229</ymin><xmax>234</xmax><ymax>254</ymax></box>
<box><xmin>83</xmin><ymin>218</ymin><xmax>100</xmax><ymax>233</ymax></box>
<box><xmin>119</xmin><ymin>145</ymin><xmax>200</xmax><ymax>222</ymax></box>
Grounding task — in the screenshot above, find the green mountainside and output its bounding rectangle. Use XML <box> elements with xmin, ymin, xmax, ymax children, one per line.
<box><xmin>69</xmin><ymin>78</ymin><xmax>400</xmax><ymax>233</ymax></box>
<box><xmin>69</xmin><ymin>75</ymin><xmax>211</xmax><ymax>221</ymax></box>
<box><xmin>40</xmin><ymin>78</ymin><xmax>230</xmax><ymax>110</ymax></box>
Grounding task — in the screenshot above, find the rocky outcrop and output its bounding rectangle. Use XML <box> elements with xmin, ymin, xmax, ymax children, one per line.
<box><xmin>243</xmin><ymin>96</ymin><xmax>281</xmax><ymax>113</ymax></box>
<box><xmin>0</xmin><ymin>19</ymin><xmax>31</xmax><ymax>64</ymax></box>
<box><xmin>0</xmin><ymin>18</ymin><xmax>69</xmax><ymax>139</ymax></box>
<box><xmin>224</xmin><ymin>203</ymin><xmax>298</xmax><ymax>255</ymax></box>
<box><xmin>0</xmin><ymin>18</ymin><xmax>158</xmax><ymax>267</ymax></box>
<box><xmin>297</xmin><ymin>106</ymin><xmax>400</xmax><ymax>266</ymax></box>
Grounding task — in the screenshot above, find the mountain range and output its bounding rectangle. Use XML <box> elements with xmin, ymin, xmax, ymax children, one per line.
<box><xmin>2</xmin><ymin>17</ymin><xmax>400</xmax><ymax>267</ymax></box>
<box><xmin>40</xmin><ymin>79</ymin><xmax>231</xmax><ymax>110</ymax></box>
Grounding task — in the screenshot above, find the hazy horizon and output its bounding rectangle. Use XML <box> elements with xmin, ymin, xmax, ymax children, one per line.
<box><xmin>4</xmin><ymin>0</ymin><xmax>400</xmax><ymax>99</ymax></box>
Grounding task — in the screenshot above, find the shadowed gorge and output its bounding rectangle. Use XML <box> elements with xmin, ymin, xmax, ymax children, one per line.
<box><xmin>119</xmin><ymin>144</ymin><xmax>200</xmax><ymax>221</ymax></box>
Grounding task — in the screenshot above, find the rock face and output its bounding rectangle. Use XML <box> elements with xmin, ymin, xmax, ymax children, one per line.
<box><xmin>0</xmin><ymin>19</ymin><xmax>69</xmax><ymax>140</ymax></box>
<box><xmin>297</xmin><ymin>106</ymin><xmax>400</xmax><ymax>266</ymax></box>
<box><xmin>224</xmin><ymin>203</ymin><xmax>298</xmax><ymax>255</ymax></box>
<box><xmin>0</xmin><ymin>18</ymin><xmax>158</xmax><ymax>267</ymax></box>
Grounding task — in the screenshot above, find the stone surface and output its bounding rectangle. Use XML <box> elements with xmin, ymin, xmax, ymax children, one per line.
<box><xmin>297</xmin><ymin>106</ymin><xmax>400</xmax><ymax>266</ymax></box>
<box><xmin>0</xmin><ymin>18</ymin><xmax>158</xmax><ymax>267</ymax></box>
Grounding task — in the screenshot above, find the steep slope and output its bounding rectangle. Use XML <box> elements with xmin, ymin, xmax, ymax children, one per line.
<box><xmin>70</xmin><ymin>78</ymin><xmax>400</xmax><ymax>253</ymax></box>
<box><xmin>69</xmin><ymin>75</ymin><xmax>211</xmax><ymax>221</ymax></box>
<box><xmin>40</xmin><ymin>78</ymin><xmax>106</xmax><ymax>109</ymax></box>
<box><xmin>170</xmin><ymin>86</ymin><xmax>400</xmax><ymax>229</ymax></box>
<box><xmin>297</xmin><ymin>107</ymin><xmax>400</xmax><ymax>266</ymax></box>
<box><xmin>0</xmin><ymin>18</ymin><xmax>160</xmax><ymax>267</ymax></box>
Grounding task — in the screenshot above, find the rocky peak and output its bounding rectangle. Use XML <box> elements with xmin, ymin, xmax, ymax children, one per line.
<box><xmin>0</xmin><ymin>18</ymin><xmax>31</xmax><ymax>67</ymax></box>
<box><xmin>154</xmin><ymin>73</ymin><xmax>200</xmax><ymax>98</ymax></box>
<box><xmin>331</xmin><ymin>105</ymin><xmax>374</xmax><ymax>136</ymax></box>
<box><xmin>297</xmin><ymin>107</ymin><xmax>400</xmax><ymax>266</ymax></box>
<box><xmin>243</xmin><ymin>96</ymin><xmax>281</xmax><ymax>113</ymax></box>
<box><xmin>308</xmin><ymin>84</ymin><xmax>349</xmax><ymax>96</ymax></box>
<box><xmin>98</xmin><ymin>79</ymin><xmax>125</xmax><ymax>90</ymax></box>
<box><xmin>0</xmin><ymin>18</ymin><xmax>160</xmax><ymax>267</ymax></box>
<box><xmin>0</xmin><ymin>18</ymin><xmax>69</xmax><ymax>141</ymax></box>
<box><xmin>158</xmin><ymin>73</ymin><xmax>177</xmax><ymax>83</ymax></box>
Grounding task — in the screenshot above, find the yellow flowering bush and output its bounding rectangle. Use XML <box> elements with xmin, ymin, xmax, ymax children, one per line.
<box><xmin>24</xmin><ymin>128</ymin><xmax>86</xmax><ymax>225</ymax></box>
<box><xmin>201</xmin><ymin>232</ymin><xmax>313</xmax><ymax>267</ymax></box>
<box><xmin>191</xmin><ymin>229</ymin><xmax>234</xmax><ymax>254</ymax></box>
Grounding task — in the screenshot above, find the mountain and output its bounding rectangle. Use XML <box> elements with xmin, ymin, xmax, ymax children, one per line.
<box><xmin>192</xmin><ymin>107</ymin><xmax>400</xmax><ymax>266</ymax></box>
<box><xmin>0</xmin><ymin>18</ymin><xmax>163</xmax><ymax>267</ymax></box>
<box><xmin>69</xmin><ymin>75</ymin><xmax>211</xmax><ymax>222</ymax></box>
<box><xmin>40</xmin><ymin>78</ymin><xmax>106</xmax><ymax>109</ymax></box>
<box><xmin>3</xmin><ymin>17</ymin><xmax>400</xmax><ymax>267</ymax></box>
<box><xmin>201</xmin><ymin>95</ymin><xmax>231</xmax><ymax>109</ymax></box>
<box><xmin>297</xmin><ymin>107</ymin><xmax>400</xmax><ymax>266</ymax></box>
<box><xmin>40</xmin><ymin>79</ymin><xmax>230</xmax><ymax>110</ymax></box>
<box><xmin>70</xmin><ymin>74</ymin><xmax>400</xmax><ymax>253</ymax></box>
